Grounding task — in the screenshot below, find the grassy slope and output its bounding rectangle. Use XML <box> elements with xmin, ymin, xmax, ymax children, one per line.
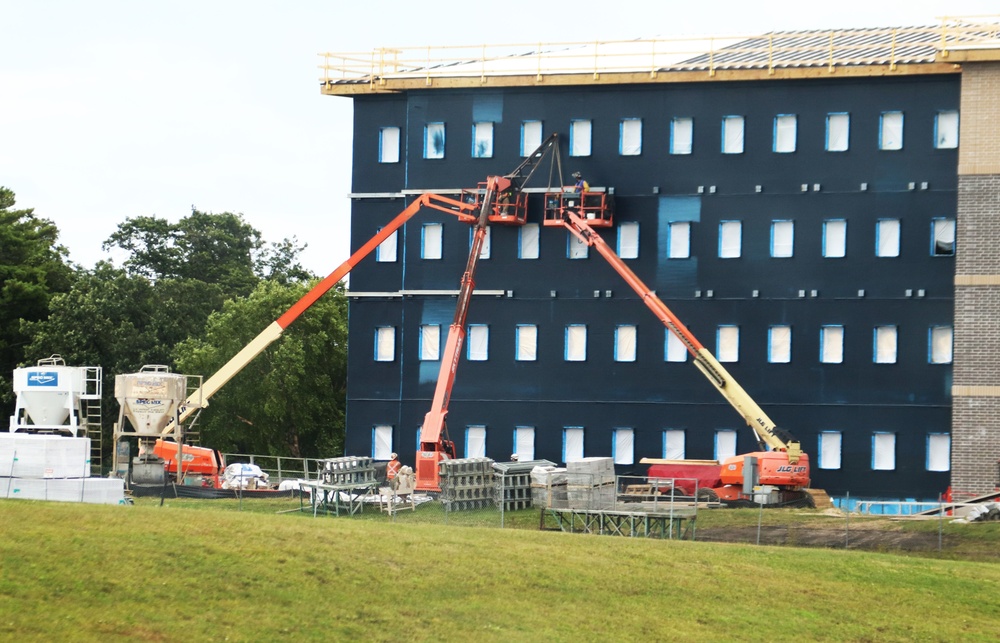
<box><xmin>1</xmin><ymin>499</ymin><xmax>999</xmax><ymax>642</ymax></box>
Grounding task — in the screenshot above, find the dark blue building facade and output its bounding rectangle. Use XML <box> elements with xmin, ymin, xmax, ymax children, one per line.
<box><xmin>343</xmin><ymin>74</ymin><xmax>958</xmax><ymax>500</ymax></box>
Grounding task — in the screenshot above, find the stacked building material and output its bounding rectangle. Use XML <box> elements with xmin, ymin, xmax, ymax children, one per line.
<box><xmin>319</xmin><ymin>456</ymin><xmax>376</xmax><ymax>487</ymax></box>
<box><xmin>0</xmin><ymin>433</ymin><xmax>124</xmax><ymax>504</ymax></box>
<box><xmin>566</xmin><ymin>457</ymin><xmax>616</xmax><ymax>510</ymax></box>
<box><xmin>492</xmin><ymin>459</ymin><xmax>555</xmax><ymax>511</ymax></box>
<box><xmin>530</xmin><ymin>465</ymin><xmax>568</xmax><ymax>509</ymax></box>
<box><xmin>439</xmin><ymin>457</ymin><xmax>494</xmax><ymax>511</ymax></box>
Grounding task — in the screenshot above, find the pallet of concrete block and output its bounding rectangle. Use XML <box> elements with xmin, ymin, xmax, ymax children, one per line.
<box><xmin>0</xmin><ymin>433</ymin><xmax>91</xmax><ymax>478</ymax></box>
<box><xmin>493</xmin><ymin>459</ymin><xmax>555</xmax><ymax>511</ymax></box>
<box><xmin>3</xmin><ymin>477</ymin><xmax>125</xmax><ymax>505</ymax></box>
<box><xmin>439</xmin><ymin>457</ymin><xmax>495</xmax><ymax>511</ymax></box>
<box><xmin>566</xmin><ymin>457</ymin><xmax>616</xmax><ymax>511</ymax></box>
<box><xmin>319</xmin><ymin>456</ymin><xmax>376</xmax><ymax>487</ymax></box>
<box><xmin>530</xmin><ymin>465</ymin><xmax>568</xmax><ymax>509</ymax></box>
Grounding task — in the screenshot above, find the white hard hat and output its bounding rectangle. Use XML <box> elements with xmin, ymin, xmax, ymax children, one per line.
<box><xmin>390</xmin><ymin>453</ymin><xmax>397</xmax><ymax>460</ymax></box>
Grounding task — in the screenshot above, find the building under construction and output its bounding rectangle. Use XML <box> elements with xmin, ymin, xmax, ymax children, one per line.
<box><xmin>320</xmin><ymin>19</ymin><xmax>1000</xmax><ymax>502</ymax></box>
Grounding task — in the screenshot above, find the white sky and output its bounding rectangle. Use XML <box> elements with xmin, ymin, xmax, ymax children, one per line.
<box><xmin>2</xmin><ymin>1</ymin><xmax>997</xmax><ymax>276</ymax></box>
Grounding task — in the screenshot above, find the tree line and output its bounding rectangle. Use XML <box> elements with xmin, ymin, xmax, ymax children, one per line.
<box><xmin>1</xmin><ymin>186</ymin><xmax>347</xmax><ymax>462</ymax></box>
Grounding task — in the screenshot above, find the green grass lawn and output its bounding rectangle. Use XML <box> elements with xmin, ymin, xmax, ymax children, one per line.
<box><xmin>2</xmin><ymin>497</ymin><xmax>999</xmax><ymax>641</ymax></box>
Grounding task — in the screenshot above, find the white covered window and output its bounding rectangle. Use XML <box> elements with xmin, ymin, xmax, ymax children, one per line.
<box><xmin>770</xmin><ymin>220</ymin><xmax>794</xmax><ymax>258</ymax></box>
<box><xmin>424</xmin><ymin>122</ymin><xmax>445</xmax><ymax>159</ymax></box>
<box><xmin>663</xmin><ymin>429</ymin><xmax>685</xmax><ymax>460</ymax></box>
<box><xmin>872</xmin><ymin>432</ymin><xmax>896</xmax><ymax>470</ymax></box>
<box><xmin>465</xmin><ymin>425</ymin><xmax>486</xmax><ymax>458</ymax></box>
<box><xmin>615</xmin><ymin>325</ymin><xmax>637</xmax><ymax>362</ymax></box>
<box><xmin>521</xmin><ymin>120</ymin><xmax>543</xmax><ymax>156</ymax></box>
<box><xmin>618</xmin><ymin>222</ymin><xmax>639</xmax><ymax>259</ymax></box>
<box><xmin>769</xmin><ymin>325</ymin><xmax>791</xmax><ymax>364</ymax></box>
<box><xmin>420</xmin><ymin>324</ymin><xmax>440</xmax><ymax>361</ymax></box>
<box><xmin>422</xmin><ymin>223</ymin><xmax>443</xmax><ymax>260</ymax></box>
<box><xmin>372</xmin><ymin>425</ymin><xmax>393</xmax><ymax>460</ymax></box>
<box><xmin>930</xmin><ymin>326</ymin><xmax>953</xmax><ymax>364</ymax></box>
<box><xmin>514</xmin><ymin>426</ymin><xmax>535</xmax><ymax>461</ymax></box>
<box><xmin>472</xmin><ymin>122</ymin><xmax>494</xmax><ymax>158</ymax></box>
<box><xmin>671</xmin><ymin>117</ymin><xmax>693</xmax><ymax>155</ymax></box>
<box><xmin>620</xmin><ymin>118</ymin><xmax>642</xmax><ymax>156</ymax></box>
<box><xmin>876</xmin><ymin>219</ymin><xmax>900</xmax><ymax>258</ymax></box>
<box><xmin>472</xmin><ymin>226</ymin><xmax>491</xmax><ymax>259</ymax></box>
<box><xmin>773</xmin><ymin>114</ymin><xmax>797</xmax><ymax>153</ymax></box>
<box><xmin>932</xmin><ymin>218</ymin><xmax>955</xmax><ymax>256</ymax></box>
<box><xmin>927</xmin><ymin>433</ymin><xmax>950</xmax><ymax>472</ymax></box>
<box><xmin>563</xmin><ymin>427</ymin><xmax>585</xmax><ymax>463</ymax></box>
<box><xmin>613</xmin><ymin>428</ymin><xmax>634</xmax><ymax>465</ymax></box>
<box><xmin>516</xmin><ymin>324</ymin><xmax>537</xmax><ymax>361</ymax></box>
<box><xmin>717</xmin><ymin>325</ymin><xmax>739</xmax><ymax>363</ymax></box>
<box><xmin>935</xmin><ymin>110</ymin><xmax>959</xmax><ymax>149</ymax></box>
<box><xmin>880</xmin><ymin>111</ymin><xmax>904</xmax><ymax>150</ymax></box>
<box><xmin>818</xmin><ymin>431</ymin><xmax>842</xmax><ymax>470</ymax></box>
<box><xmin>715</xmin><ymin>429</ymin><xmax>737</xmax><ymax>460</ymax></box>
<box><xmin>874</xmin><ymin>325</ymin><xmax>898</xmax><ymax>364</ymax></box>
<box><xmin>379</xmin><ymin>127</ymin><xmax>400</xmax><ymax>163</ymax></box>
<box><xmin>823</xmin><ymin>219</ymin><xmax>847</xmax><ymax>258</ymax></box>
<box><xmin>665</xmin><ymin>331</ymin><xmax>687</xmax><ymax>363</ymax></box>
<box><xmin>568</xmin><ymin>233</ymin><xmax>588</xmax><ymax>259</ymax></box>
<box><xmin>826</xmin><ymin>113</ymin><xmax>850</xmax><ymax>152</ymax></box>
<box><xmin>668</xmin><ymin>222</ymin><xmax>690</xmax><ymax>259</ymax></box>
<box><xmin>722</xmin><ymin>115</ymin><xmax>744</xmax><ymax>154</ymax></box>
<box><xmin>719</xmin><ymin>221</ymin><xmax>742</xmax><ymax>258</ymax></box>
<box><xmin>820</xmin><ymin>325</ymin><xmax>844</xmax><ymax>364</ymax></box>
<box><xmin>565</xmin><ymin>324</ymin><xmax>587</xmax><ymax>361</ymax></box>
<box><xmin>570</xmin><ymin>119</ymin><xmax>592</xmax><ymax>157</ymax></box>
<box><xmin>519</xmin><ymin>223</ymin><xmax>540</xmax><ymax>259</ymax></box>
<box><xmin>467</xmin><ymin>324</ymin><xmax>489</xmax><ymax>361</ymax></box>
<box><xmin>375</xmin><ymin>326</ymin><xmax>395</xmax><ymax>362</ymax></box>
<box><xmin>376</xmin><ymin>228</ymin><xmax>397</xmax><ymax>262</ymax></box>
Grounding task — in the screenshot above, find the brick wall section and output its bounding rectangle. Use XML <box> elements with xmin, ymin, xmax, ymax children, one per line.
<box><xmin>952</xmin><ymin>398</ymin><xmax>1000</xmax><ymax>496</ymax></box>
<box><xmin>952</xmin><ymin>60</ymin><xmax>1000</xmax><ymax>496</ymax></box>
<box><xmin>958</xmin><ymin>62</ymin><xmax>1000</xmax><ymax>176</ymax></box>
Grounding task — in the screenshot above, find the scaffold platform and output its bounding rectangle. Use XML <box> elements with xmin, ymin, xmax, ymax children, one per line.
<box><xmin>540</xmin><ymin>507</ymin><xmax>696</xmax><ymax>540</ymax></box>
<box><xmin>298</xmin><ymin>480</ymin><xmax>377</xmax><ymax>517</ymax></box>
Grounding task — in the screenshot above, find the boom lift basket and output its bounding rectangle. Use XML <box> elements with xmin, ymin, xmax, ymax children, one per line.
<box><xmin>462</xmin><ymin>183</ymin><xmax>529</xmax><ymax>225</ymax></box>
<box><xmin>543</xmin><ymin>190</ymin><xmax>614</xmax><ymax>227</ymax></box>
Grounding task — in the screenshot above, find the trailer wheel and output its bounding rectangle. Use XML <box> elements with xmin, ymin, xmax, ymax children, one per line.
<box><xmin>696</xmin><ymin>488</ymin><xmax>719</xmax><ymax>503</ymax></box>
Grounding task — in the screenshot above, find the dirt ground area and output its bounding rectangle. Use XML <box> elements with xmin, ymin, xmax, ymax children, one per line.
<box><xmin>696</xmin><ymin>524</ymin><xmax>945</xmax><ymax>552</ymax></box>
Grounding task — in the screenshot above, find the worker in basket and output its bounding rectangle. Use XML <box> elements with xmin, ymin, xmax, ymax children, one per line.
<box><xmin>386</xmin><ymin>453</ymin><xmax>402</xmax><ymax>481</ymax></box>
<box><xmin>572</xmin><ymin>171</ymin><xmax>589</xmax><ymax>193</ymax></box>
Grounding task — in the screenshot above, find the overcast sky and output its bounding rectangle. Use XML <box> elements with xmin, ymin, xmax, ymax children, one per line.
<box><xmin>2</xmin><ymin>1</ymin><xmax>997</xmax><ymax>276</ymax></box>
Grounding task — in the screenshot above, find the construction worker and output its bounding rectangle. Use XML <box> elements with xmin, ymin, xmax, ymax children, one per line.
<box><xmin>386</xmin><ymin>453</ymin><xmax>402</xmax><ymax>481</ymax></box>
<box><xmin>572</xmin><ymin>171</ymin><xmax>589</xmax><ymax>193</ymax></box>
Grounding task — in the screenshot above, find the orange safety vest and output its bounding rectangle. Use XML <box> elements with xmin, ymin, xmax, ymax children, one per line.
<box><xmin>386</xmin><ymin>459</ymin><xmax>402</xmax><ymax>480</ymax></box>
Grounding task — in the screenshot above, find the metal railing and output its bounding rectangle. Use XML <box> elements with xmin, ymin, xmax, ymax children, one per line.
<box><xmin>221</xmin><ymin>453</ymin><xmax>326</xmax><ymax>485</ymax></box>
<box><xmin>319</xmin><ymin>18</ymin><xmax>1000</xmax><ymax>87</ymax></box>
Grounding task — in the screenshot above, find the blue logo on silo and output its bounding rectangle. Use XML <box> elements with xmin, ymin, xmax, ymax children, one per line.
<box><xmin>27</xmin><ymin>372</ymin><xmax>58</xmax><ymax>387</ymax></box>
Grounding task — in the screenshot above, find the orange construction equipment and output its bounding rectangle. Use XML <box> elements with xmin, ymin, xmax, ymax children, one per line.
<box><xmin>151</xmin><ymin>439</ymin><xmax>225</xmax><ymax>487</ymax></box>
<box><xmin>416</xmin><ymin>134</ymin><xmax>564</xmax><ymax>491</ymax></box>
<box><xmin>159</xmin><ymin>191</ymin><xmax>481</xmax><ymax>439</ymax></box>
<box><xmin>547</xmin><ymin>206</ymin><xmax>811</xmax><ymax>506</ymax></box>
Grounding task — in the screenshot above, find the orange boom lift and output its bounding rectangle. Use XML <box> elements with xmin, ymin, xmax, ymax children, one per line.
<box><xmin>544</xmin><ymin>203</ymin><xmax>811</xmax><ymax>506</ymax></box>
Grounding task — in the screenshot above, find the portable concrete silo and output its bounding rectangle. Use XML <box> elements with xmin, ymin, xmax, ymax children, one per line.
<box><xmin>113</xmin><ymin>365</ymin><xmax>201</xmax><ymax>485</ymax></box>
<box><xmin>9</xmin><ymin>355</ymin><xmax>102</xmax><ymax>438</ymax></box>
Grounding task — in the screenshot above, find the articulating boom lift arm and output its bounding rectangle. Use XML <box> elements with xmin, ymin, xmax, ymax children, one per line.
<box><xmin>559</xmin><ymin>210</ymin><xmax>802</xmax><ymax>463</ymax></box>
<box><xmin>416</xmin><ymin>134</ymin><xmax>563</xmax><ymax>491</ymax></box>
<box><xmin>164</xmin><ymin>192</ymin><xmax>479</xmax><ymax>434</ymax></box>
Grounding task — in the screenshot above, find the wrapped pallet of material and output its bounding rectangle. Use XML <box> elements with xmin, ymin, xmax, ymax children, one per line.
<box><xmin>4</xmin><ymin>477</ymin><xmax>124</xmax><ymax>505</ymax></box>
<box><xmin>566</xmin><ymin>457</ymin><xmax>616</xmax><ymax>510</ymax></box>
<box><xmin>530</xmin><ymin>465</ymin><xmax>568</xmax><ymax>509</ymax></box>
<box><xmin>0</xmin><ymin>433</ymin><xmax>91</xmax><ymax>478</ymax></box>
